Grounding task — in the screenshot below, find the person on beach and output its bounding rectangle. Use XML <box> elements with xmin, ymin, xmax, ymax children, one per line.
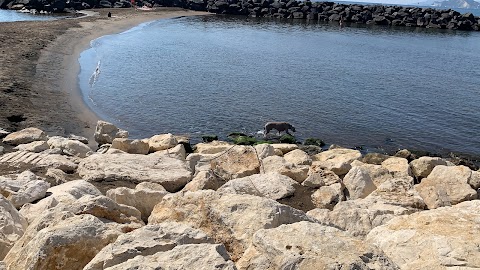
<box><xmin>339</xmin><ymin>16</ymin><xmax>344</xmax><ymax>28</ymax></box>
<box><xmin>107</xmin><ymin>12</ymin><xmax>111</xmax><ymax>17</ymax></box>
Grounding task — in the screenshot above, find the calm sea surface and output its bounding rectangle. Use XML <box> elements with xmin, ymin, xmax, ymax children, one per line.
<box><xmin>0</xmin><ymin>9</ymin><xmax>60</xmax><ymax>22</ymax></box>
<box><xmin>79</xmin><ymin>15</ymin><xmax>480</xmax><ymax>156</ymax></box>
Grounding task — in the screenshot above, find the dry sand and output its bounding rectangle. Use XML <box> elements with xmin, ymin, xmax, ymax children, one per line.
<box><xmin>0</xmin><ymin>8</ymin><xmax>210</xmax><ymax>142</ymax></box>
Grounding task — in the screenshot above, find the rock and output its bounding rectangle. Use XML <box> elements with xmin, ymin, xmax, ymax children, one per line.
<box><xmin>183</xmin><ymin>170</ymin><xmax>225</xmax><ymax>192</ymax></box>
<box><xmin>2</xmin><ymin>127</ymin><xmax>47</xmax><ymax>145</ymax></box>
<box><xmin>409</xmin><ymin>156</ymin><xmax>447</xmax><ymax>179</ymax></box>
<box><xmin>262</xmin><ymin>155</ymin><xmax>309</xmax><ymax>183</ymax></box>
<box><xmin>469</xmin><ymin>170</ymin><xmax>480</xmax><ymax>189</ymax></box>
<box><xmin>37</xmin><ymin>154</ymin><xmax>77</xmax><ymax>172</ymax></box>
<box><xmin>307</xmin><ymin>198</ymin><xmax>419</xmax><ymax>238</ymax></box>
<box><xmin>217</xmin><ymin>173</ymin><xmax>297</xmax><ymax>200</ymax></box>
<box><xmin>46</xmin><ymin>136</ymin><xmax>67</xmax><ymax>150</ymax></box>
<box><xmin>302</xmin><ymin>167</ymin><xmax>341</xmax><ymax>188</ymax></box>
<box><xmin>186</xmin><ymin>153</ymin><xmax>216</xmax><ymax>174</ymax></box>
<box><xmin>3</xmin><ymin>179</ymin><xmax>50</xmax><ymax>209</ymax></box>
<box><xmin>283</xmin><ymin>149</ymin><xmax>312</xmax><ymax>165</ymax></box>
<box><xmin>148</xmin><ymin>191</ymin><xmax>313</xmax><ymax>260</ymax></box>
<box><xmin>62</xmin><ymin>139</ymin><xmax>92</xmax><ymax>158</ymax></box>
<box><xmin>19</xmin><ymin>196</ymin><xmax>58</xmax><ymax>224</ymax></box>
<box><xmin>311</xmin><ymin>182</ymin><xmax>344</xmax><ymax>209</ymax></box>
<box><xmin>103</xmin><ymin>244</ymin><xmax>236</xmax><ymax>270</ymax></box>
<box><xmin>394</xmin><ymin>149</ymin><xmax>413</xmax><ymax>160</ymax></box>
<box><xmin>312</xmin><ymin>148</ymin><xmax>362</xmax><ymax>176</ymax></box>
<box><xmin>361</xmin><ymin>152</ymin><xmax>390</xmax><ymax>165</ymax></box>
<box><xmin>0</xmin><ymin>195</ymin><xmax>27</xmax><ymax>259</ymax></box>
<box><xmin>13</xmin><ymin>141</ymin><xmax>49</xmax><ymax>153</ymax></box>
<box><xmin>67</xmin><ymin>134</ymin><xmax>89</xmax><ymax>144</ymax></box>
<box><xmin>150</xmin><ymin>144</ymin><xmax>186</xmax><ymax>160</ymax></box>
<box><xmin>45</xmin><ymin>168</ymin><xmax>68</xmax><ymax>185</ymax></box>
<box><xmin>148</xmin><ymin>133</ymin><xmax>178</xmax><ymax>152</ymax></box>
<box><xmin>106</xmin><ymin>182</ymin><xmax>168</xmax><ymax>222</ymax></box>
<box><xmin>84</xmin><ymin>222</ymin><xmax>214</xmax><ymax>270</ymax></box>
<box><xmin>0</xmin><ymin>128</ymin><xmax>9</xmax><ymax>139</ymax></box>
<box><xmin>343</xmin><ymin>166</ymin><xmax>377</xmax><ymax>199</ymax></box>
<box><xmin>194</xmin><ymin>141</ymin><xmax>232</xmax><ymax>154</ymax></box>
<box><xmin>415</xmin><ymin>165</ymin><xmax>477</xmax><ymax>209</ymax></box>
<box><xmin>105</xmin><ymin>148</ymin><xmax>127</xmax><ymax>154</ymax></box>
<box><xmin>210</xmin><ymin>145</ymin><xmax>260</xmax><ymax>181</ymax></box>
<box><xmin>367</xmin><ymin>200</ymin><xmax>480</xmax><ymax>269</ymax></box>
<box><xmin>78</xmin><ymin>154</ymin><xmax>192</xmax><ymax>192</ymax></box>
<box><xmin>270</xmin><ymin>143</ymin><xmax>298</xmax><ymax>154</ymax></box>
<box><xmin>367</xmin><ymin>177</ymin><xmax>425</xmax><ymax>210</ymax></box>
<box><xmin>94</xmin><ymin>120</ymin><xmax>128</xmax><ymax>145</ymax></box>
<box><xmin>111</xmin><ymin>138</ymin><xmax>149</xmax><ymax>154</ymax></box>
<box><xmin>350</xmin><ymin>160</ymin><xmax>394</xmax><ymax>186</ymax></box>
<box><xmin>254</xmin><ymin>143</ymin><xmax>275</xmax><ymax>160</ymax></box>
<box><xmin>0</xmin><ymin>151</ymin><xmax>78</xmax><ymax>173</ymax></box>
<box><xmin>3</xmin><ymin>214</ymin><xmax>122</xmax><ymax>270</ymax></box>
<box><xmin>237</xmin><ymin>221</ymin><xmax>398</xmax><ymax>270</ymax></box>
<box><xmin>381</xmin><ymin>156</ymin><xmax>412</xmax><ymax>177</ymax></box>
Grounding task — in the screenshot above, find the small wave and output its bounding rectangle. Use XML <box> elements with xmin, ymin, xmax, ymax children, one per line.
<box><xmin>89</xmin><ymin>60</ymin><xmax>101</xmax><ymax>87</ymax></box>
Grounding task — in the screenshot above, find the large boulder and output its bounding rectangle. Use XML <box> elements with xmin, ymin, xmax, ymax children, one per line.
<box><xmin>343</xmin><ymin>166</ymin><xmax>377</xmax><ymax>199</ymax></box>
<box><xmin>210</xmin><ymin>145</ymin><xmax>260</xmax><ymax>180</ymax></box>
<box><xmin>350</xmin><ymin>160</ymin><xmax>394</xmax><ymax>186</ymax></box>
<box><xmin>254</xmin><ymin>143</ymin><xmax>275</xmax><ymax>160</ymax></box>
<box><xmin>13</xmin><ymin>141</ymin><xmax>48</xmax><ymax>153</ymax></box>
<box><xmin>186</xmin><ymin>153</ymin><xmax>216</xmax><ymax>174</ymax></box>
<box><xmin>262</xmin><ymin>155</ymin><xmax>309</xmax><ymax>183</ymax></box>
<box><xmin>311</xmin><ymin>182</ymin><xmax>344</xmax><ymax>209</ymax></box>
<box><xmin>148</xmin><ymin>191</ymin><xmax>314</xmax><ymax>260</ymax></box>
<box><xmin>367</xmin><ymin>200</ymin><xmax>480</xmax><ymax>269</ymax></box>
<box><xmin>270</xmin><ymin>143</ymin><xmax>298</xmax><ymax>155</ymax></box>
<box><xmin>283</xmin><ymin>149</ymin><xmax>312</xmax><ymax>165</ymax></box>
<box><xmin>312</xmin><ymin>148</ymin><xmax>362</xmax><ymax>176</ymax></box>
<box><xmin>409</xmin><ymin>156</ymin><xmax>448</xmax><ymax>179</ymax></box>
<box><xmin>148</xmin><ymin>133</ymin><xmax>178</xmax><ymax>152</ymax></box>
<box><xmin>106</xmin><ymin>182</ymin><xmax>168</xmax><ymax>222</ymax></box>
<box><xmin>194</xmin><ymin>141</ymin><xmax>232</xmax><ymax>154</ymax></box>
<box><xmin>415</xmin><ymin>165</ymin><xmax>477</xmax><ymax>209</ymax></box>
<box><xmin>0</xmin><ymin>171</ymin><xmax>50</xmax><ymax>209</ymax></box>
<box><xmin>84</xmin><ymin>222</ymin><xmax>214</xmax><ymax>270</ymax></box>
<box><xmin>0</xmin><ymin>195</ymin><xmax>27</xmax><ymax>260</ymax></box>
<box><xmin>217</xmin><ymin>173</ymin><xmax>297</xmax><ymax>200</ymax></box>
<box><xmin>78</xmin><ymin>154</ymin><xmax>192</xmax><ymax>192</ymax></box>
<box><xmin>94</xmin><ymin>121</ymin><xmax>128</xmax><ymax>145</ymax></box>
<box><xmin>302</xmin><ymin>167</ymin><xmax>341</xmax><ymax>188</ymax></box>
<box><xmin>0</xmin><ymin>151</ymin><xmax>77</xmax><ymax>173</ymax></box>
<box><xmin>183</xmin><ymin>170</ymin><xmax>225</xmax><ymax>192</ymax></box>
<box><xmin>381</xmin><ymin>157</ymin><xmax>412</xmax><ymax>177</ymax></box>
<box><xmin>2</xmin><ymin>127</ymin><xmax>47</xmax><ymax>145</ymax></box>
<box><xmin>3</xmin><ymin>214</ymin><xmax>122</xmax><ymax>270</ymax></box>
<box><xmin>150</xmin><ymin>144</ymin><xmax>186</xmax><ymax>160</ymax></box>
<box><xmin>111</xmin><ymin>138</ymin><xmax>149</xmax><ymax>154</ymax></box>
<box><xmin>237</xmin><ymin>221</ymin><xmax>398</xmax><ymax>269</ymax></box>
<box><xmin>103</xmin><ymin>244</ymin><xmax>236</xmax><ymax>270</ymax></box>
<box><xmin>62</xmin><ymin>139</ymin><xmax>92</xmax><ymax>158</ymax></box>
<box><xmin>367</xmin><ymin>177</ymin><xmax>425</xmax><ymax>210</ymax></box>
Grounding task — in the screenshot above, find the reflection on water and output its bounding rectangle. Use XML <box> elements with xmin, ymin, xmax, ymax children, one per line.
<box><xmin>78</xmin><ymin>15</ymin><xmax>480</xmax><ymax>156</ymax></box>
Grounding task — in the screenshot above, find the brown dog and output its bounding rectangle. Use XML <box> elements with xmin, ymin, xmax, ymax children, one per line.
<box><xmin>264</xmin><ymin>122</ymin><xmax>296</xmax><ymax>137</ymax></box>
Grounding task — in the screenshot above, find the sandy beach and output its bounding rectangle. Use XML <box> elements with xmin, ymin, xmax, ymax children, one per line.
<box><xmin>0</xmin><ymin>8</ymin><xmax>210</xmax><ymax>143</ymax></box>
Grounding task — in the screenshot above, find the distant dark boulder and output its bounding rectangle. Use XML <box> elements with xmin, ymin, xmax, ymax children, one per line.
<box><xmin>98</xmin><ymin>0</ymin><xmax>112</xmax><ymax>7</ymax></box>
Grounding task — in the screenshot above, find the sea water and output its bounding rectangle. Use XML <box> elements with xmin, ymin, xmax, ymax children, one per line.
<box><xmin>78</xmin><ymin>15</ymin><xmax>480</xmax><ymax>156</ymax></box>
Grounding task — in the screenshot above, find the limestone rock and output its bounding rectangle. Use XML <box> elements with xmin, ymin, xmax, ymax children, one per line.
<box><xmin>350</xmin><ymin>160</ymin><xmax>394</xmax><ymax>186</ymax></box>
<box><xmin>46</xmin><ymin>136</ymin><xmax>67</xmax><ymax>150</ymax></box>
<box><xmin>150</xmin><ymin>144</ymin><xmax>186</xmax><ymax>160</ymax></box>
<box><xmin>67</xmin><ymin>134</ymin><xmax>89</xmax><ymax>144</ymax></box>
<box><xmin>367</xmin><ymin>177</ymin><xmax>425</xmax><ymax>210</ymax></box>
<box><xmin>62</xmin><ymin>139</ymin><xmax>92</xmax><ymax>158</ymax></box>
<box><xmin>6</xmin><ymin>179</ymin><xmax>50</xmax><ymax>209</ymax></box>
<box><xmin>78</xmin><ymin>154</ymin><xmax>192</xmax><ymax>192</ymax></box>
<box><xmin>0</xmin><ymin>128</ymin><xmax>9</xmax><ymax>139</ymax></box>
<box><xmin>312</xmin><ymin>148</ymin><xmax>362</xmax><ymax>176</ymax></box>
<box><xmin>45</xmin><ymin>168</ymin><xmax>68</xmax><ymax>185</ymax></box>
<box><xmin>307</xmin><ymin>198</ymin><xmax>419</xmax><ymax>238</ymax></box>
<box><xmin>148</xmin><ymin>133</ymin><xmax>178</xmax><ymax>152</ymax></box>
<box><xmin>381</xmin><ymin>157</ymin><xmax>412</xmax><ymax>177</ymax></box>
<box><xmin>111</xmin><ymin>138</ymin><xmax>149</xmax><ymax>154</ymax></box>
<box><xmin>262</xmin><ymin>155</ymin><xmax>309</xmax><ymax>183</ymax></box>
<box><xmin>3</xmin><ymin>214</ymin><xmax>122</xmax><ymax>270</ymax></box>
<box><xmin>186</xmin><ymin>153</ymin><xmax>216</xmax><ymax>174</ymax></box>
<box><xmin>94</xmin><ymin>120</ymin><xmax>128</xmax><ymax>145</ymax></box>
<box><xmin>311</xmin><ymin>182</ymin><xmax>344</xmax><ymax>209</ymax></box>
<box><xmin>84</xmin><ymin>222</ymin><xmax>213</xmax><ymax>270</ymax></box>
<box><xmin>217</xmin><ymin>173</ymin><xmax>297</xmax><ymax>200</ymax></box>
<box><xmin>19</xmin><ymin>196</ymin><xmax>58</xmax><ymax>224</ymax></box>
<box><xmin>2</xmin><ymin>127</ymin><xmax>47</xmax><ymax>145</ymax></box>
<box><xmin>148</xmin><ymin>191</ymin><xmax>313</xmax><ymax>260</ymax></box>
<box><xmin>237</xmin><ymin>221</ymin><xmax>398</xmax><ymax>270</ymax></box>
<box><xmin>36</xmin><ymin>154</ymin><xmax>77</xmax><ymax>172</ymax></box>
<box><xmin>194</xmin><ymin>141</ymin><xmax>232</xmax><ymax>154</ymax></box>
<box><xmin>415</xmin><ymin>165</ymin><xmax>477</xmax><ymax>209</ymax></box>
<box><xmin>183</xmin><ymin>170</ymin><xmax>225</xmax><ymax>192</ymax></box>
<box><xmin>409</xmin><ymin>156</ymin><xmax>448</xmax><ymax>179</ymax></box>
<box><xmin>367</xmin><ymin>200</ymin><xmax>480</xmax><ymax>269</ymax></box>
<box><xmin>13</xmin><ymin>141</ymin><xmax>48</xmax><ymax>153</ymax></box>
<box><xmin>210</xmin><ymin>146</ymin><xmax>260</xmax><ymax>181</ymax></box>
<box><xmin>469</xmin><ymin>170</ymin><xmax>480</xmax><ymax>189</ymax></box>
<box><xmin>283</xmin><ymin>149</ymin><xmax>312</xmax><ymax>165</ymax></box>
<box><xmin>254</xmin><ymin>143</ymin><xmax>275</xmax><ymax>160</ymax></box>
<box><xmin>302</xmin><ymin>167</ymin><xmax>341</xmax><ymax>188</ymax></box>
<box><xmin>270</xmin><ymin>143</ymin><xmax>298</xmax><ymax>155</ymax></box>
<box><xmin>104</xmin><ymin>244</ymin><xmax>236</xmax><ymax>270</ymax></box>
<box><xmin>361</xmin><ymin>152</ymin><xmax>390</xmax><ymax>165</ymax></box>
<box><xmin>0</xmin><ymin>195</ymin><xmax>27</xmax><ymax>260</ymax></box>
<box><xmin>343</xmin><ymin>166</ymin><xmax>377</xmax><ymax>199</ymax></box>
<box><xmin>106</xmin><ymin>182</ymin><xmax>168</xmax><ymax>222</ymax></box>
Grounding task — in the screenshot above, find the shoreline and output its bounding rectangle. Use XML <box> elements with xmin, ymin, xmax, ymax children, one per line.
<box><xmin>0</xmin><ymin>8</ymin><xmax>210</xmax><ymax>145</ymax></box>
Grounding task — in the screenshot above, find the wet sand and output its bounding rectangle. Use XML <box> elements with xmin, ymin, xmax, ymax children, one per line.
<box><xmin>0</xmin><ymin>8</ymin><xmax>210</xmax><ymax>142</ymax></box>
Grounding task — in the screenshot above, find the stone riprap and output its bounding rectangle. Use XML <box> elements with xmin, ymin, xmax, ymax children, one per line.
<box><xmin>0</xmin><ymin>122</ymin><xmax>478</xmax><ymax>269</ymax></box>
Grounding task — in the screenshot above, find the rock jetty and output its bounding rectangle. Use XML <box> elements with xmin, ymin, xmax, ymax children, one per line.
<box><xmin>0</xmin><ymin>121</ymin><xmax>479</xmax><ymax>269</ymax></box>
<box><xmin>2</xmin><ymin>0</ymin><xmax>480</xmax><ymax>31</ymax></box>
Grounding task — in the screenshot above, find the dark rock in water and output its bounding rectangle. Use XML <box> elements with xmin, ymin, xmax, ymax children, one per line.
<box><xmin>303</xmin><ymin>138</ymin><xmax>325</xmax><ymax>147</ymax></box>
<box><xmin>7</xmin><ymin>114</ymin><xmax>26</xmax><ymax>123</ymax></box>
<box><xmin>227</xmin><ymin>132</ymin><xmax>248</xmax><ymax>138</ymax></box>
<box><xmin>98</xmin><ymin>0</ymin><xmax>112</xmax><ymax>7</ymax></box>
<box><xmin>362</xmin><ymin>153</ymin><xmax>389</xmax><ymax>165</ymax></box>
<box><xmin>279</xmin><ymin>134</ymin><xmax>296</xmax><ymax>144</ymax></box>
<box><xmin>201</xmin><ymin>135</ymin><xmax>218</xmax><ymax>143</ymax></box>
<box><xmin>298</xmin><ymin>145</ymin><xmax>322</xmax><ymax>155</ymax></box>
<box><xmin>231</xmin><ymin>136</ymin><xmax>258</xmax><ymax>145</ymax></box>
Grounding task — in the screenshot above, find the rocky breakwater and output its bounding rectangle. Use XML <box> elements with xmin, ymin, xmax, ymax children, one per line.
<box><xmin>0</xmin><ymin>120</ymin><xmax>479</xmax><ymax>269</ymax></box>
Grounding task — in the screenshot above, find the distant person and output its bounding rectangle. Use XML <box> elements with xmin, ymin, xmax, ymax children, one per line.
<box><xmin>107</xmin><ymin>12</ymin><xmax>112</xmax><ymax>17</ymax></box>
<box><xmin>339</xmin><ymin>16</ymin><xmax>344</xmax><ymax>28</ymax></box>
